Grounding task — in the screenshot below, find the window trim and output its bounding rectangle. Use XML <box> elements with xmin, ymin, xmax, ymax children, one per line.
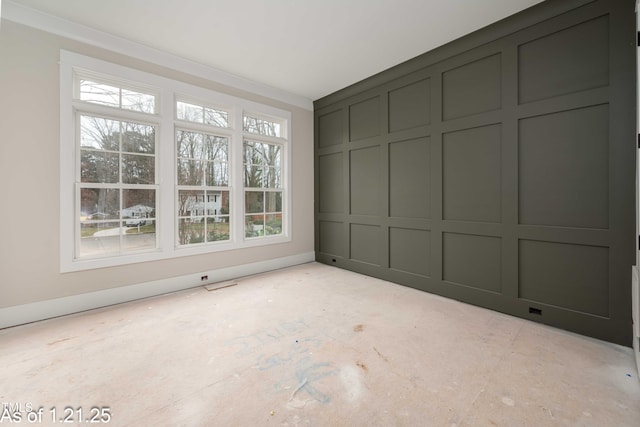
<box><xmin>60</xmin><ymin>50</ymin><xmax>292</xmax><ymax>272</ymax></box>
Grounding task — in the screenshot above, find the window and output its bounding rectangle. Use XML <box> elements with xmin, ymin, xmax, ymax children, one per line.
<box><xmin>60</xmin><ymin>51</ymin><xmax>291</xmax><ymax>272</ymax></box>
<box><xmin>176</xmin><ymin>129</ymin><xmax>230</xmax><ymax>245</ymax></box>
<box><xmin>242</xmin><ymin>113</ymin><xmax>286</xmax><ymax>239</ymax></box>
<box><xmin>75</xmin><ymin>78</ymin><xmax>159</xmax><ymax>259</ymax></box>
<box><xmin>244</xmin><ymin>140</ymin><xmax>283</xmax><ymax>238</ymax></box>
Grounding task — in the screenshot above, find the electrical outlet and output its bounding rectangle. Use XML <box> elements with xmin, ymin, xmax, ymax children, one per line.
<box><xmin>201</xmin><ymin>275</ymin><xmax>208</xmax><ymax>281</ymax></box>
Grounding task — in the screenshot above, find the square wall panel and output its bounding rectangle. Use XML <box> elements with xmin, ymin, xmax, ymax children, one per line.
<box><xmin>388</xmin><ymin>78</ymin><xmax>431</xmax><ymax>132</ymax></box>
<box><xmin>318</xmin><ymin>152</ymin><xmax>344</xmax><ymax>214</ymax></box>
<box><xmin>443</xmin><ymin>233</ymin><xmax>501</xmax><ymax>293</ymax></box>
<box><xmin>519</xmin><ymin>104</ymin><xmax>609</xmax><ymax>229</ymax></box>
<box><xmin>350</xmin><ymin>224</ymin><xmax>380</xmax><ymax>265</ymax></box>
<box><xmin>349</xmin><ymin>96</ymin><xmax>380</xmax><ymax>141</ymax></box>
<box><xmin>389</xmin><ymin>137</ymin><xmax>430</xmax><ymax>219</ymax></box>
<box><xmin>519</xmin><ymin>16</ymin><xmax>609</xmax><ymax>104</ymax></box>
<box><xmin>318</xmin><ymin>109</ymin><xmax>343</xmax><ymax>148</ymax></box>
<box><xmin>350</xmin><ymin>146</ymin><xmax>380</xmax><ymax>216</ymax></box>
<box><xmin>443</xmin><ymin>124</ymin><xmax>501</xmax><ymax>223</ymax></box>
<box><xmin>442</xmin><ymin>53</ymin><xmax>501</xmax><ymax>120</ymax></box>
<box><xmin>389</xmin><ymin>227</ymin><xmax>430</xmax><ymax>277</ymax></box>
<box><xmin>519</xmin><ymin>240</ymin><xmax>609</xmax><ymax>317</ymax></box>
<box><xmin>319</xmin><ymin>221</ymin><xmax>345</xmax><ymax>257</ymax></box>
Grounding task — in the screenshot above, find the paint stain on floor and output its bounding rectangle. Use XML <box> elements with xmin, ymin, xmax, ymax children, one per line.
<box><xmin>373</xmin><ymin>347</ymin><xmax>389</xmax><ymax>362</ymax></box>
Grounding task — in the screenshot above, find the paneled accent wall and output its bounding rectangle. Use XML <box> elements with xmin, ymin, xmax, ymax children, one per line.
<box><xmin>314</xmin><ymin>0</ymin><xmax>635</xmax><ymax>345</ymax></box>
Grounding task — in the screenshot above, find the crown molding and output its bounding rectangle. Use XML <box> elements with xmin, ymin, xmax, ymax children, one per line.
<box><xmin>2</xmin><ymin>0</ymin><xmax>313</xmax><ymax>110</ymax></box>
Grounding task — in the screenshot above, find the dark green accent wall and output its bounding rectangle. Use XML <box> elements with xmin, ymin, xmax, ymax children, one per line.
<box><xmin>313</xmin><ymin>0</ymin><xmax>636</xmax><ymax>346</ymax></box>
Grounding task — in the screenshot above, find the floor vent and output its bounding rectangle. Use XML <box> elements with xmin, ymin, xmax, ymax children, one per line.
<box><xmin>204</xmin><ymin>281</ymin><xmax>237</xmax><ymax>292</ymax></box>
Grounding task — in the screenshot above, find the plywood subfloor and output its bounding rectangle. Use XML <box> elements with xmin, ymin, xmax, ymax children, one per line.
<box><xmin>1</xmin><ymin>262</ymin><xmax>638</xmax><ymax>426</ymax></box>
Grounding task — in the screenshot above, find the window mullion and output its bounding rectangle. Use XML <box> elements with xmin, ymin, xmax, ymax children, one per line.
<box><xmin>233</xmin><ymin>109</ymin><xmax>245</xmax><ymax>242</ymax></box>
<box><xmin>159</xmin><ymin>87</ymin><xmax>175</xmax><ymax>252</ymax></box>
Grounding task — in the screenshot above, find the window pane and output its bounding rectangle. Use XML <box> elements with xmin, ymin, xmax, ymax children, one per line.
<box><xmin>243</xmin><ymin>143</ymin><xmax>280</xmax><ymax>187</ymax></box>
<box><xmin>81</xmin><ymin>188</ymin><xmax>119</xmax><ymax>219</ymax></box>
<box><xmin>122</xmin><ymin>189</ymin><xmax>155</xmax><ymax>222</ymax></box>
<box><xmin>81</xmin><ymin>116</ymin><xmax>119</xmax><ymax>151</ymax></box>
<box><xmin>245</xmin><ymin>141</ymin><xmax>273</xmax><ymax>166</ymax></box>
<box><xmin>122</xmin><ymin>122</ymin><xmax>155</xmax><ymax>154</ymax></box>
<box><xmin>207</xmin><ymin>218</ymin><xmax>230</xmax><ymax>241</ymax></box>
<box><xmin>79</xmin><ymin>79</ymin><xmax>155</xmax><ymax>113</ymax></box>
<box><xmin>204</xmin><ymin>108</ymin><xmax>228</xmax><ymax>127</ymax></box>
<box><xmin>245</xmin><ymin>214</ymin><xmax>265</xmax><ymax>238</ymax></box>
<box><xmin>204</xmin><ymin>135</ymin><xmax>228</xmax><ymax>162</ymax></box>
<box><xmin>243</xmin><ymin>140</ymin><xmax>256</xmax><ymax>164</ymax></box>
<box><xmin>178</xmin><ymin>132</ymin><xmax>228</xmax><ymax>187</ymax></box>
<box><xmin>245</xmin><ymin>191</ymin><xmax>264</xmax><ymax>214</ymax></box>
<box><xmin>243</xmin><ymin>115</ymin><xmax>282</xmax><ymax>137</ymax></box>
<box><xmin>121</xmin><ymin>88</ymin><xmax>155</xmax><ymax>114</ymax></box>
<box><xmin>264</xmin><ymin>191</ymin><xmax>282</xmax><ymax>213</ymax></box>
<box><xmin>177</xmin><ymin>101</ymin><xmax>204</xmax><ymax>123</ymax></box>
<box><xmin>177</xmin><ymin>159</ymin><xmax>202</xmax><ymax>185</ymax></box>
<box><xmin>264</xmin><ymin>167</ymin><xmax>282</xmax><ymax>188</ymax></box>
<box><xmin>265</xmin><ymin>214</ymin><xmax>282</xmax><ymax>236</ymax></box>
<box><xmin>177</xmin><ymin>101</ymin><xmax>229</xmax><ymax>128</ymax></box>
<box><xmin>243</xmin><ymin>165</ymin><xmax>261</xmax><ymax>187</ymax></box>
<box><xmin>179</xmin><ymin>218</ymin><xmax>205</xmax><ymax>245</ymax></box>
<box><xmin>79</xmin><ymin>80</ymin><xmax>120</xmax><ymax>108</ymax></box>
<box><xmin>122</xmin><ymin>222</ymin><xmax>156</xmax><ymax>251</ymax></box>
<box><xmin>81</xmin><ymin>150</ymin><xmax>119</xmax><ymax>183</ymax></box>
<box><xmin>178</xmin><ymin>190</ymin><xmax>204</xmax><ymax>217</ymax></box>
<box><xmin>205</xmin><ymin>162</ymin><xmax>228</xmax><ymax>186</ymax></box>
<box><xmin>253</xmin><ymin>142</ymin><xmax>269</xmax><ymax>164</ymax></box>
<box><xmin>177</xmin><ymin>130</ymin><xmax>204</xmax><ymax>159</ymax></box>
<box><xmin>78</xmin><ymin>221</ymin><xmax>122</xmax><ymax>258</ymax></box>
<box><xmin>266</xmin><ymin>145</ymin><xmax>281</xmax><ymax>167</ymax></box>
<box><xmin>122</xmin><ymin>154</ymin><xmax>155</xmax><ymax>184</ymax></box>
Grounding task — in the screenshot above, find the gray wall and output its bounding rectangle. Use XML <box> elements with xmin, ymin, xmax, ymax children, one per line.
<box><xmin>314</xmin><ymin>0</ymin><xmax>636</xmax><ymax>346</ymax></box>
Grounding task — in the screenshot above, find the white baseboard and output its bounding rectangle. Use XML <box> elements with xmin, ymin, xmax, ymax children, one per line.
<box><xmin>635</xmin><ymin>335</ymin><xmax>640</xmax><ymax>380</ymax></box>
<box><xmin>634</xmin><ymin>266</ymin><xmax>640</xmax><ymax>378</ymax></box>
<box><xmin>0</xmin><ymin>252</ymin><xmax>315</xmax><ymax>329</ymax></box>
<box><xmin>633</xmin><ymin>266</ymin><xmax>639</xmax><ymax>339</ymax></box>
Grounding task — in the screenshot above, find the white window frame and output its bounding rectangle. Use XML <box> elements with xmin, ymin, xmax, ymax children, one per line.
<box><xmin>60</xmin><ymin>51</ymin><xmax>291</xmax><ymax>272</ymax></box>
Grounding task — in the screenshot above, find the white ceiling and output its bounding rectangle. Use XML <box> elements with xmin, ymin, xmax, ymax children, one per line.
<box><xmin>5</xmin><ymin>0</ymin><xmax>545</xmax><ymax>101</ymax></box>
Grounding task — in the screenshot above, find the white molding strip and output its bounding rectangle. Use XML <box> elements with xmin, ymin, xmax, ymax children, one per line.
<box><xmin>1</xmin><ymin>1</ymin><xmax>313</xmax><ymax>111</ymax></box>
<box><xmin>634</xmin><ymin>266</ymin><xmax>640</xmax><ymax>378</ymax></box>
<box><xmin>0</xmin><ymin>252</ymin><xmax>315</xmax><ymax>329</ymax></box>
